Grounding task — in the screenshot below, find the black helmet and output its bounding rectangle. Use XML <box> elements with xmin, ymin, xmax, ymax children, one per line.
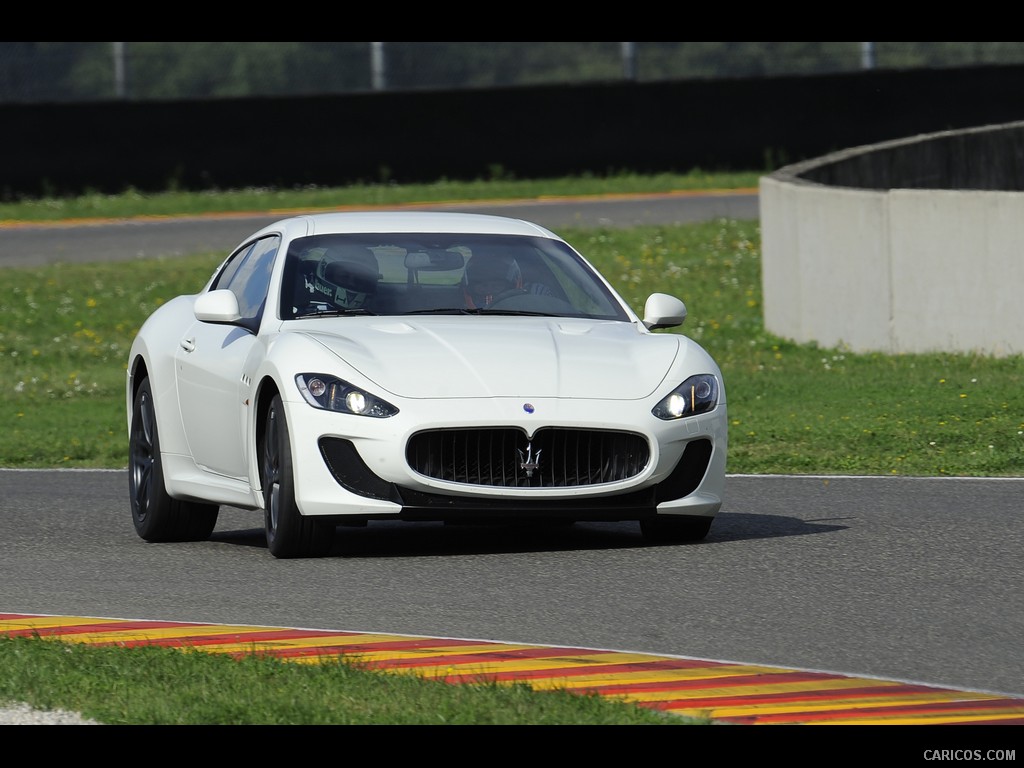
<box><xmin>314</xmin><ymin>245</ymin><xmax>380</xmax><ymax>310</ymax></box>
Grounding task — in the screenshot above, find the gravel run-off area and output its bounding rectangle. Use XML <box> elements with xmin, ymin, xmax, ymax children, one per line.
<box><xmin>0</xmin><ymin>701</ymin><xmax>101</xmax><ymax>725</ymax></box>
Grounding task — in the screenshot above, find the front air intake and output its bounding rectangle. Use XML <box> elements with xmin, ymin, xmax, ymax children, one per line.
<box><xmin>406</xmin><ymin>427</ymin><xmax>650</xmax><ymax>488</ymax></box>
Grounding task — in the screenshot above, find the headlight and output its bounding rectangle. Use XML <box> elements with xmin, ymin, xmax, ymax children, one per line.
<box><xmin>652</xmin><ymin>374</ymin><xmax>719</xmax><ymax>420</ymax></box>
<box><xmin>295</xmin><ymin>374</ymin><xmax>398</xmax><ymax>417</ymax></box>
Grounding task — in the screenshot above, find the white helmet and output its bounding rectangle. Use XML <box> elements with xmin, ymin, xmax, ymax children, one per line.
<box><xmin>314</xmin><ymin>245</ymin><xmax>380</xmax><ymax>310</ymax></box>
<box><xmin>463</xmin><ymin>253</ymin><xmax>522</xmax><ymax>308</ymax></box>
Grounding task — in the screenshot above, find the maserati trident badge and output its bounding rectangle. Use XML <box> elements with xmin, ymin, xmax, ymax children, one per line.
<box><xmin>518</xmin><ymin>443</ymin><xmax>542</xmax><ymax>478</ymax></box>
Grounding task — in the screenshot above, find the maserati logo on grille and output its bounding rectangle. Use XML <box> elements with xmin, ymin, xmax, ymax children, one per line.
<box><xmin>518</xmin><ymin>443</ymin><xmax>542</xmax><ymax>477</ymax></box>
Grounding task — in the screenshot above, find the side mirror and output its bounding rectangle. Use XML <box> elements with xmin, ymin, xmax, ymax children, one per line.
<box><xmin>194</xmin><ymin>289</ymin><xmax>241</xmax><ymax>324</ymax></box>
<box><xmin>643</xmin><ymin>293</ymin><xmax>687</xmax><ymax>330</ymax></box>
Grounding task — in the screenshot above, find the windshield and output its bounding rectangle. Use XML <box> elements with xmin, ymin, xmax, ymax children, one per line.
<box><xmin>279</xmin><ymin>233</ymin><xmax>630</xmax><ymax>321</ymax></box>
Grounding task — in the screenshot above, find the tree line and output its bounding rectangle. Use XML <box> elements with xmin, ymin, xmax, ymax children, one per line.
<box><xmin>3</xmin><ymin>42</ymin><xmax>1023</xmax><ymax>103</ymax></box>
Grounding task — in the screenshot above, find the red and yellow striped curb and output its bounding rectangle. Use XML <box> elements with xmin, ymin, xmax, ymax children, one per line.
<box><xmin>3</xmin><ymin>612</ymin><xmax>1022</xmax><ymax>725</ymax></box>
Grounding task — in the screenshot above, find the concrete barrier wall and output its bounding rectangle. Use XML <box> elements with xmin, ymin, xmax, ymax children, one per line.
<box><xmin>759</xmin><ymin>123</ymin><xmax>1024</xmax><ymax>358</ymax></box>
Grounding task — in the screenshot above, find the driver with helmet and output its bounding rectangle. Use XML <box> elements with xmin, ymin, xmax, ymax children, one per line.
<box><xmin>313</xmin><ymin>244</ymin><xmax>380</xmax><ymax>311</ymax></box>
<box><xmin>463</xmin><ymin>253</ymin><xmax>524</xmax><ymax>309</ymax></box>
<box><xmin>463</xmin><ymin>251</ymin><xmax>554</xmax><ymax>309</ymax></box>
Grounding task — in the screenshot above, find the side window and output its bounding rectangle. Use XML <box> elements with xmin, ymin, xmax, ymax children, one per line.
<box><xmin>211</xmin><ymin>244</ymin><xmax>250</xmax><ymax>292</ymax></box>
<box><xmin>211</xmin><ymin>235</ymin><xmax>280</xmax><ymax>328</ymax></box>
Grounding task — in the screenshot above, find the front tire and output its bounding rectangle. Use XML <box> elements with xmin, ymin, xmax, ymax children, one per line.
<box><xmin>640</xmin><ymin>515</ymin><xmax>712</xmax><ymax>544</ymax></box>
<box><xmin>128</xmin><ymin>376</ymin><xmax>219</xmax><ymax>542</ymax></box>
<box><xmin>262</xmin><ymin>394</ymin><xmax>333</xmax><ymax>558</ymax></box>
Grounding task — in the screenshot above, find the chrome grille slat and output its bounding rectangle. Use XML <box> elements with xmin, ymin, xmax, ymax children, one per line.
<box><xmin>406</xmin><ymin>428</ymin><xmax>650</xmax><ymax>488</ymax></box>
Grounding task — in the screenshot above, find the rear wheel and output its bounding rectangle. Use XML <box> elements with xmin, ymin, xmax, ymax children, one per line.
<box><xmin>640</xmin><ymin>515</ymin><xmax>712</xmax><ymax>543</ymax></box>
<box><xmin>128</xmin><ymin>376</ymin><xmax>219</xmax><ymax>542</ymax></box>
<box><xmin>262</xmin><ymin>394</ymin><xmax>333</xmax><ymax>558</ymax></box>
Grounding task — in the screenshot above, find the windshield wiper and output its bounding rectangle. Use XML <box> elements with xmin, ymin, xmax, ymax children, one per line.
<box><xmin>296</xmin><ymin>308</ymin><xmax>377</xmax><ymax>318</ymax></box>
<box><xmin>403</xmin><ymin>307</ymin><xmax>559</xmax><ymax>317</ymax></box>
<box><xmin>476</xmin><ymin>309</ymin><xmax>559</xmax><ymax>317</ymax></box>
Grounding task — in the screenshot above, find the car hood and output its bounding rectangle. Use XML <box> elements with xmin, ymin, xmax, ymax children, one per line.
<box><xmin>298</xmin><ymin>317</ymin><xmax>682</xmax><ymax>400</ymax></box>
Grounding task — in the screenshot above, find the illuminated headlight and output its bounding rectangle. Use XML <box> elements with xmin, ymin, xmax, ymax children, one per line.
<box><xmin>652</xmin><ymin>374</ymin><xmax>719</xmax><ymax>420</ymax></box>
<box><xmin>295</xmin><ymin>374</ymin><xmax>398</xmax><ymax>418</ymax></box>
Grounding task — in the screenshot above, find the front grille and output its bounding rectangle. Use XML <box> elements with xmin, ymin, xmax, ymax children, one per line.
<box><xmin>406</xmin><ymin>427</ymin><xmax>650</xmax><ymax>488</ymax></box>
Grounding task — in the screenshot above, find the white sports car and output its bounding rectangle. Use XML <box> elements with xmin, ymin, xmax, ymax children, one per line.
<box><xmin>126</xmin><ymin>211</ymin><xmax>727</xmax><ymax>558</ymax></box>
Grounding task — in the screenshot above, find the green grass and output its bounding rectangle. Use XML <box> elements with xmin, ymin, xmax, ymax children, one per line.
<box><xmin>1</xmin><ymin>214</ymin><xmax>1021</xmax><ymax>476</ymax></box>
<box><xmin>0</xmin><ymin>635</ymin><xmax>695</xmax><ymax>725</ymax></box>
<box><xmin>0</xmin><ymin>169</ymin><xmax>761</xmax><ymax>222</ymax></box>
<box><xmin>1</xmin><ymin>172</ymin><xmax>1021</xmax><ymax>725</ymax></box>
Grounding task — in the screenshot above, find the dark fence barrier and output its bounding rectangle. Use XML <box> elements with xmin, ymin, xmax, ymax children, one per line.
<box><xmin>3</xmin><ymin>63</ymin><xmax>1024</xmax><ymax>198</ymax></box>
<box><xmin>793</xmin><ymin>121</ymin><xmax>1024</xmax><ymax>191</ymax></box>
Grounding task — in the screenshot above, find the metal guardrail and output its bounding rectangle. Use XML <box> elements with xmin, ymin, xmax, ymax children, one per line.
<box><xmin>5</xmin><ymin>42</ymin><xmax>1024</xmax><ymax>104</ymax></box>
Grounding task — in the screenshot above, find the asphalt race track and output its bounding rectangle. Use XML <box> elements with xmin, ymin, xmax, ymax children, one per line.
<box><xmin>3</xmin><ymin>192</ymin><xmax>1023</xmax><ymax>727</ymax></box>
<box><xmin>0</xmin><ymin>191</ymin><xmax>759</xmax><ymax>267</ymax></box>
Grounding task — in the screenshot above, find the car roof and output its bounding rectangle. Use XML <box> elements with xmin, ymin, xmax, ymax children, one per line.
<box><xmin>243</xmin><ymin>211</ymin><xmax>564</xmax><ymax>246</ymax></box>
